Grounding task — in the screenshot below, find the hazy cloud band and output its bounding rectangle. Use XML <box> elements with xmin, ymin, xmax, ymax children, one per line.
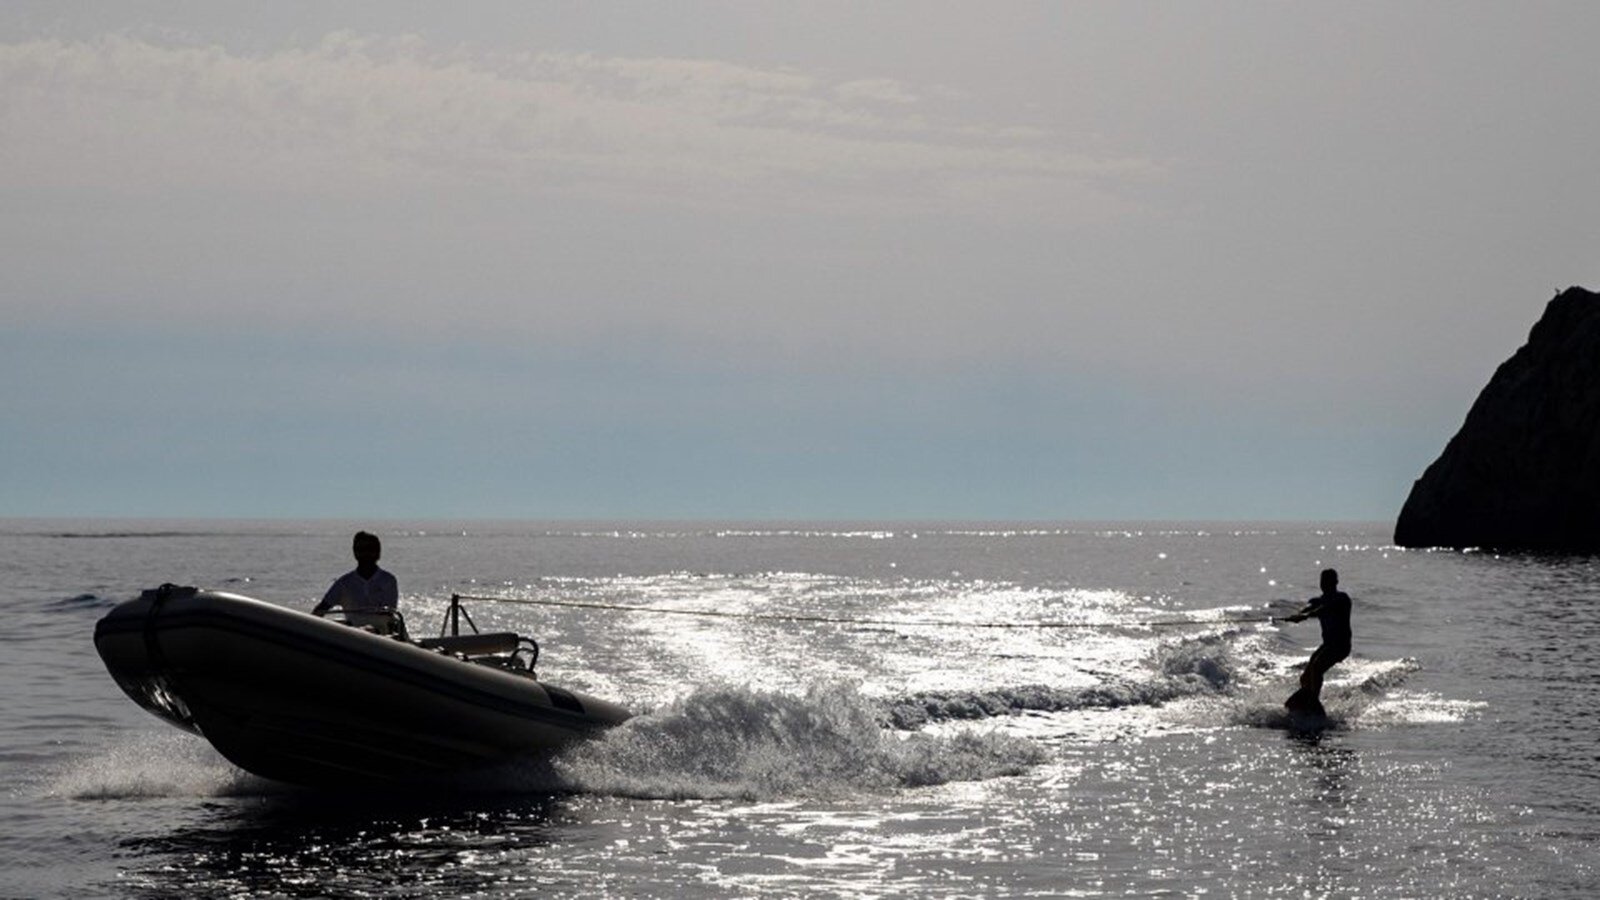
<box><xmin>0</xmin><ymin>33</ymin><xmax>1159</xmax><ymax>214</ymax></box>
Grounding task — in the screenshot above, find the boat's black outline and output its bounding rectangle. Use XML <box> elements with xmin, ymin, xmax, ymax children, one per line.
<box><xmin>96</xmin><ymin>597</ymin><xmax>594</xmax><ymax>728</ymax></box>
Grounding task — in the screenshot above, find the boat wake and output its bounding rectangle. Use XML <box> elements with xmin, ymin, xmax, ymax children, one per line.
<box><xmin>1226</xmin><ymin>657</ymin><xmax>1426</xmax><ymax>731</ymax></box>
<box><xmin>880</xmin><ymin>633</ymin><xmax>1434</xmax><ymax>740</ymax></box>
<box><xmin>885</xmin><ymin>632</ymin><xmax>1247</xmax><ymax>728</ymax></box>
<box><xmin>547</xmin><ymin>681</ymin><xmax>1047</xmax><ymax>801</ymax></box>
<box><xmin>45</xmin><ymin>732</ymin><xmax>282</xmax><ymax>801</ymax></box>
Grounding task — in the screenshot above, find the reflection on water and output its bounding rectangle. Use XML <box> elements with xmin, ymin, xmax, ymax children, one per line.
<box><xmin>1286</xmin><ymin>736</ymin><xmax>1357</xmax><ymax>845</ymax></box>
<box><xmin>7</xmin><ymin>521</ymin><xmax>1599</xmax><ymax>897</ymax></box>
<box><xmin>116</xmin><ymin>793</ymin><xmax>564</xmax><ymax>898</ymax></box>
<box><xmin>1473</xmin><ymin>555</ymin><xmax>1600</xmax><ymax>842</ymax></box>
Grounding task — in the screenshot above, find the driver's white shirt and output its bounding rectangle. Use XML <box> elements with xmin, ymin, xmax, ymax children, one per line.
<box><xmin>320</xmin><ymin>567</ymin><xmax>399</xmax><ymax>611</ymax></box>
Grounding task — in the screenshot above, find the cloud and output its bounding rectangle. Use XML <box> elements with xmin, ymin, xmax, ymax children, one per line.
<box><xmin>833</xmin><ymin>77</ymin><xmax>920</xmax><ymax>105</ymax></box>
<box><xmin>0</xmin><ymin>32</ymin><xmax>1159</xmax><ymax>215</ymax></box>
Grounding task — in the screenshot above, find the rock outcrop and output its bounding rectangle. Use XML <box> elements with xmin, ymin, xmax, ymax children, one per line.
<box><xmin>1395</xmin><ymin>286</ymin><xmax>1600</xmax><ymax>551</ymax></box>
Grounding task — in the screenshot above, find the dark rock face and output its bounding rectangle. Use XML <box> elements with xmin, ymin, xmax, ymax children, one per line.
<box><xmin>1395</xmin><ymin>287</ymin><xmax>1600</xmax><ymax>551</ymax></box>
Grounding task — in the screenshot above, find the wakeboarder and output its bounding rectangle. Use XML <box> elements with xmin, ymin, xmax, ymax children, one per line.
<box><xmin>1280</xmin><ymin>568</ymin><xmax>1352</xmax><ymax>717</ymax></box>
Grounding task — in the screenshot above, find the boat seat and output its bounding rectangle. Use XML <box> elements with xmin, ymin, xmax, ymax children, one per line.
<box><xmin>418</xmin><ymin>632</ymin><xmax>520</xmax><ymax>657</ymax></box>
<box><xmin>341</xmin><ymin>609</ymin><xmax>408</xmax><ymax>639</ymax></box>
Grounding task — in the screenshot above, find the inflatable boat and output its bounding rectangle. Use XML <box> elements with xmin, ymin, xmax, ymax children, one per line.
<box><xmin>93</xmin><ymin>586</ymin><xmax>631</xmax><ymax>787</ymax></box>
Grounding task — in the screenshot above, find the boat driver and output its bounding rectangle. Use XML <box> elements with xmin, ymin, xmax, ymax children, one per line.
<box><xmin>313</xmin><ymin>531</ymin><xmax>402</xmax><ymax>635</ymax></box>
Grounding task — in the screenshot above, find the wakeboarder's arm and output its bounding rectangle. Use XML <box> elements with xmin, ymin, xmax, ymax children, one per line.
<box><xmin>1283</xmin><ymin>595</ymin><xmax>1327</xmax><ymax>623</ymax></box>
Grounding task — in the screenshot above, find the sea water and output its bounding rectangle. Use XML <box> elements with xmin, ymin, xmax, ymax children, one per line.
<box><xmin>0</xmin><ymin>520</ymin><xmax>1594</xmax><ymax>898</ymax></box>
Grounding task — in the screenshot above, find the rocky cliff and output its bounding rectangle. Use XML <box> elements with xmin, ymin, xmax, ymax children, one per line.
<box><xmin>1395</xmin><ymin>286</ymin><xmax>1600</xmax><ymax>551</ymax></box>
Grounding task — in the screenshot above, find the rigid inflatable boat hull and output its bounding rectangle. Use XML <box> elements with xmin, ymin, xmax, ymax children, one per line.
<box><xmin>94</xmin><ymin>587</ymin><xmax>630</xmax><ymax>787</ymax></box>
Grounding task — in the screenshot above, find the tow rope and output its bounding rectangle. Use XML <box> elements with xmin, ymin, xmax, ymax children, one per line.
<box><xmin>448</xmin><ymin>593</ymin><xmax>1278</xmax><ymax>631</ymax></box>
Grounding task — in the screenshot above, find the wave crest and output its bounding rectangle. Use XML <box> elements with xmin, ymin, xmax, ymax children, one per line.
<box><xmin>887</xmin><ymin>633</ymin><xmax>1246</xmax><ymax>728</ymax></box>
<box><xmin>552</xmin><ymin>681</ymin><xmax>1045</xmax><ymax>800</ymax></box>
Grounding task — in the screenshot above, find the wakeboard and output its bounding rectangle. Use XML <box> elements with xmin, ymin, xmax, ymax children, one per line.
<box><xmin>1283</xmin><ymin>685</ymin><xmax>1326</xmax><ymax>719</ymax></box>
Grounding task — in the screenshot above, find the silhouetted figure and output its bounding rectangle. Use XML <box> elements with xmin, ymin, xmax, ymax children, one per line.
<box><xmin>313</xmin><ymin>531</ymin><xmax>402</xmax><ymax>635</ymax></box>
<box><xmin>1282</xmin><ymin>568</ymin><xmax>1352</xmax><ymax>715</ymax></box>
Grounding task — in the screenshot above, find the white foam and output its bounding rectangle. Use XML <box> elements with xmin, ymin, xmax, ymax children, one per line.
<box><xmin>42</xmin><ymin>731</ymin><xmax>276</xmax><ymax>800</ymax></box>
<box><xmin>1360</xmin><ymin>692</ymin><xmax>1485</xmax><ymax>726</ymax></box>
<box><xmin>1207</xmin><ymin>656</ymin><xmax>1425</xmax><ymax>731</ymax></box>
<box><xmin>550</xmin><ymin>681</ymin><xmax>1046</xmax><ymax>801</ymax></box>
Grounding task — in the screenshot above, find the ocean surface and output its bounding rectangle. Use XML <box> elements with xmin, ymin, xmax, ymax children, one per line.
<box><xmin>2</xmin><ymin>519</ymin><xmax>1595</xmax><ymax>898</ymax></box>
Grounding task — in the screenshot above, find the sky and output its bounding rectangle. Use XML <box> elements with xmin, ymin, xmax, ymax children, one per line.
<box><xmin>4</xmin><ymin>2</ymin><xmax>1599</xmax><ymax>521</ymax></box>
